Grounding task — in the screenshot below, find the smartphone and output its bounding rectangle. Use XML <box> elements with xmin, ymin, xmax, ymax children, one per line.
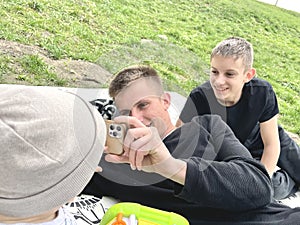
<box><xmin>105</xmin><ymin>120</ymin><xmax>127</xmax><ymax>155</ymax></box>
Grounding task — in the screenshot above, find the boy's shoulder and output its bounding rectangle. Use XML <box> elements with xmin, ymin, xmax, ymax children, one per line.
<box><xmin>199</xmin><ymin>80</ymin><xmax>211</xmax><ymax>89</ymax></box>
<box><xmin>246</xmin><ymin>77</ymin><xmax>273</xmax><ymax>88</ymax></box>
<box><xmin>187</xmin><ymin>114</ymin><xmax>225</xmax><ymax>130</ymax></box>
<box><xmin>244</xmin><ymin>78</ymin><xmax>275</xmax><ymax>96</ymax></box>
<box><xmin>190</xmin><ymin>81</ymin><xmax>212</xmax><ymax>94</ymax></box>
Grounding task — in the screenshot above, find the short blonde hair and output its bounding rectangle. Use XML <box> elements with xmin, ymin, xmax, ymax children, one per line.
<box><xmin>109</xmin><ymin>65</ymin><xmax>164</xmax><ymax>98</ymax></box>
<box><xmin>211</xmin><ymin>37</ymin><xmax>254</xmax><ymax>71</ymax></box>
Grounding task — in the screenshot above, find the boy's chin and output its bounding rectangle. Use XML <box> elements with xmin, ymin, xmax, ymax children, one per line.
<box><xmin>150</xmin><ymin>118</ymin><xmax>168</xmax><ymax>138</ymax></box>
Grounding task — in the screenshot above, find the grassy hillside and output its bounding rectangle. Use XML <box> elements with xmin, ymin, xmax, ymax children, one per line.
<box><xmin>0</xmin><ymin>0</ymin><xmax>299</xmax><ymax>134</ymax></box>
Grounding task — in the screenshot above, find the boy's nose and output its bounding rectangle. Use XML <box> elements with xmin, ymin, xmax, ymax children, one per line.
<box><xmin>215</xmin><ymin>74</ymin><xmax>226</xmax><ymax>84</ymax></box>
<box><xmin>130</xmin><ymin>108</ymin><xmax>144</xmax><ymax>123</ymax></box>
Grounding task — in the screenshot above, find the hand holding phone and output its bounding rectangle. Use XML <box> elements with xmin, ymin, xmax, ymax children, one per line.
<box><xmin>105</xmin><ymin>120</ymin><xmax>127</xmax><ymax>155</ymax></box>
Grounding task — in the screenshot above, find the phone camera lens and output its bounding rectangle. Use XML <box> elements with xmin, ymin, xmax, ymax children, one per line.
<box><xmin>113</xmin><ymin>131</ymin><xmax>118</xmax><ymax>137</ymax></box>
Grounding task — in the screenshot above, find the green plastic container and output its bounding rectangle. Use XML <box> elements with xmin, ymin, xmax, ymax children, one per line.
<box><xmin>99</xmin><ymin>202</ymin><xmax>189</xmax><ymax>225</ymax></box>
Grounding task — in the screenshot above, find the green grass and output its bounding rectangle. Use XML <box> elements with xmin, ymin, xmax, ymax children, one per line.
<box><xmin>0</xmin><ymin>0</ymin><xmax>299</xmax><ymax>135</ymax></box>
<box><xmin>17</xmin><ymin>54</ymin><xmax>67</xmax><ymax>86</ymax></box>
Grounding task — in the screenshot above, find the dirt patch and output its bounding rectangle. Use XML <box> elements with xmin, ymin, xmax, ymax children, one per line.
<box><xmin>0</xmin><ymin>39</ymin><xmax>113</xmax><ymax>88</ymax></box>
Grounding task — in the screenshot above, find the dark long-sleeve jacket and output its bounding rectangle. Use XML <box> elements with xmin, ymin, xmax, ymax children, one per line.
<box><xmin>167</xmin><ymin>115</ymin><xmax>272</xmax><ymax>210</ymax></box>
<box><xmin>83</xmin><ymin>115</ymin><xmax>300</xmax><ymax>225</ymax></box>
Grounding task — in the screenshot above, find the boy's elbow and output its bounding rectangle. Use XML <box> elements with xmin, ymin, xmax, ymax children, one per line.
<box><xmin>243</xmin><ymin>167</ymin><xmax>273</xmax><ymax>210</ymax></box>
<box><xmin>249</xmin><ymin>181</ymin><xmax>273</xmax><ymax>209</ymax></box>
<box><xmin>233</xmin><ymin>180</ymin><xmax>272</xmax><ymax>212</ymax></box>
<box><xmin>234</xmin><ymin>160</ymin><xmax>274</xmax><ymax>211</ymax></box>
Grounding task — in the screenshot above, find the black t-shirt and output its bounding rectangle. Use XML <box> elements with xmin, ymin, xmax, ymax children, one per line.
<box><xmin>179</xmin><ymin>78</ymin><xmax>279</xmax><ymax>144</ymax></box>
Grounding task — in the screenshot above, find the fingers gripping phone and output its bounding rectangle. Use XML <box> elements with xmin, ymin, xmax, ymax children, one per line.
<box><xmin>105</xmin><ymin>120</ymin><xmax>127</xmax><ymax>155</ymax></box>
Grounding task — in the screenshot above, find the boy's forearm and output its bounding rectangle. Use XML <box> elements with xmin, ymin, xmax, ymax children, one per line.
<box><xmin>154</xmin><ymin>157</ymin><xmax>187</xmax><ymax>185</ymax></box>
<box><xmin>261</xmin><ymin>144</ymin><xmax>280</xmax><ymax>176</ymax></box>
<box><xmin>259</xmin><ymin>116</ymin><xmax>280</xmax><ymax>176</ymax></box>
<box><xmin>178</xmin><ymin>158</ymin><xmax>272</xmax><ymax>211</ymax></box>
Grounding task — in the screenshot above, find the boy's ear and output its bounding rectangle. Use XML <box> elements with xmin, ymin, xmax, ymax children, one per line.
<box><xmin>244</xmin><ymin>68</ymin><xmax>256</xmax><ymax>82</ymax></box>
<box><xmin>161</xmin><ymin>92</ymin><xmax>171</xmax><ymax>110</ymax></box>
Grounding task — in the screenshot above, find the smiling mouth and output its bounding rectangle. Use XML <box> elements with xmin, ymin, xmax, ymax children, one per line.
<box><xmin>215</xmin><ymin>87</ymin><xmax>229</xmax><ymax>93</ymax></box>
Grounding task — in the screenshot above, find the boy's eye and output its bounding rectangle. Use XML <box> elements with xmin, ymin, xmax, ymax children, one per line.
<box><xmin>210</xmin><ymin>70</ymin><xmax>218</xmax><ymax>75</ymax></box>
<box><xmin>225</xmin><ymin>72</ymin><xmax>235</xmax><ymax>77</ymax></box>
<box><xmin>138</xmin><ymin>102</ymin><xmax>149</xmax><ymax>109</ymax></box>
<box><xmin>119</xmin><ymin>109</ymin><xmax>131</xmax><ymax>116</ymax></box>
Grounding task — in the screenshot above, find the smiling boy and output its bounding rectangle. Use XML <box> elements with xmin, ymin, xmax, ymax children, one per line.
<box><xmin>178</xmin><ymin>37</ymin><xmax>300</xmax><ymax>200</ymax></box>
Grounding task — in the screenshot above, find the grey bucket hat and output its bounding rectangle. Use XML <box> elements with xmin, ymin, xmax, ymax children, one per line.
<box><xmin>0</xmin><ymin>85</ymin><xmax>106</xmax><ymax>218</ymax></box>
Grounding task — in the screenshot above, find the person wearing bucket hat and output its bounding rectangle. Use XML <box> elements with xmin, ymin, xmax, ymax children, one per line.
<box><xmin>0</xmin><ymin>85</ymin><xmax>106</xmax><ymax>224</ymax></box>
